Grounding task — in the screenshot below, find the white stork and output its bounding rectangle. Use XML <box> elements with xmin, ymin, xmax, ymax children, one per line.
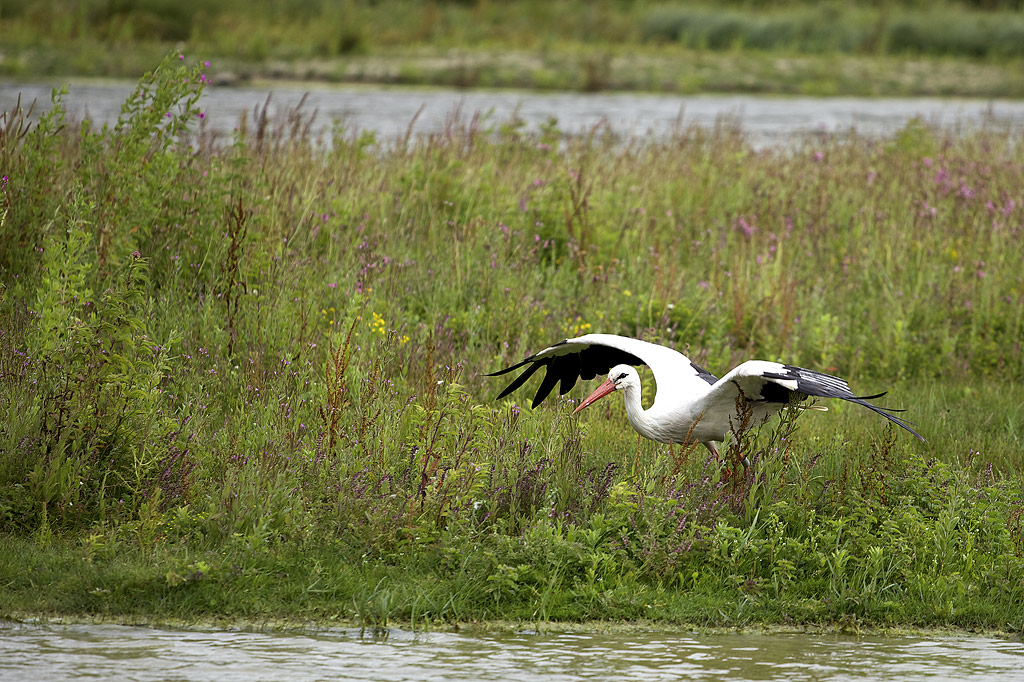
<box><xmin>488</xmin><ymin>333</ymin><xmax>924</xmax><ymax>460</ymax></box>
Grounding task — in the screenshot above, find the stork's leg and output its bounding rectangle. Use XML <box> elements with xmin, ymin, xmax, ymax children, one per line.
<box><xmin>708</xmin><ymin>440</ymin><xmax>749</xmax><ymax>477</ymax></box>
<box><xmin>705</xmin><ymin>441</ymin><xmax>735</xmax><ymax>483</ymax></box>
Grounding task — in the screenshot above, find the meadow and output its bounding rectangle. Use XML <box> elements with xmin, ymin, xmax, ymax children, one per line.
<box><xmin>3</xmin><ymin>1</ymin><xmax>1024</xmax><ymax>97</ymax></box>
<box><xmin>0</xmin><ymin>55</ymin><xmax>1023</xmax><ymax>632</ymax></box>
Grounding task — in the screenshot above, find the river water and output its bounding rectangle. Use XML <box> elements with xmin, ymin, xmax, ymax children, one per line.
<box><xmin>3</xmin><ymin>80</ymin><xmax>1024</xmax><ymax>146</ymax></box>
<box><xmin>2</xmin><ymin>621</ymin><xmax>1022</xmax><ymax>681</ymax></box>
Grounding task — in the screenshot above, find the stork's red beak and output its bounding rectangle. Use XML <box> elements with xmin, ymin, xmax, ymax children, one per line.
<box><xmin>573</xmin><ymin>378</ymin><xmax>617</xmax><ymax>414</ymax></box>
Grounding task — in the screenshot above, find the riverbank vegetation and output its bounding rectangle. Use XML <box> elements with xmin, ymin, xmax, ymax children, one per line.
<box><xmin>1</xmin><ymin>55</ymin><xmax>1023</xmax><ymax>633</ymax></box>
<box><xmin>2</xmin><ymin>1</ymin><xmax>1024</xmax><ymax>96</ymax></box>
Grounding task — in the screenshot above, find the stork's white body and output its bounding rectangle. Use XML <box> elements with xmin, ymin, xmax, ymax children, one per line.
<box><xmin>488</xmin><ymin>333</ymin><xmax>924</xmax><ymax>452</ymax></box>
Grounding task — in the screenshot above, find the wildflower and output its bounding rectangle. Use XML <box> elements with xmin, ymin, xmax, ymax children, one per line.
<box><xmin>736</xmin><ymin>217</ymin><xmax>755</xmax><ymax>238</ymax></box>
<box><xmin>369</xmin><ymin>311</ymin><xmax>386</xmax><ymax>335</ymax></box>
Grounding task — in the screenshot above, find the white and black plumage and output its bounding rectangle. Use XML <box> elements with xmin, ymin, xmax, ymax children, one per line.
<box><xmin>487</xmin><ymin>333</ymin><xmax>924</xmax><ymax>458</ymax></box>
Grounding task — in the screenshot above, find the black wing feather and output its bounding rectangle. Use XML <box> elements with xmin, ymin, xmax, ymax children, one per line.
<box><xmin>494</xmin><ymin>361</ymin><xmax>543</xmax><ymax>400</ymax></box>
<box><xmin>557</xmin><ymin>355</ymin><xmax>580</xmax><ymax>395</ymax></box>
<box><xmin>532</xmin><ymin>368</ymin><xmax>562</xmax><ymax>408</ymax></box>
<box><xmin>763</xmin><ymin>365</ymin><xmax>925</xmax><ymax>441</ymax></box>
<box><xmin>488</xmin><ymin>342</ymin><xmax>645</xmax><ymax>407</ymax></box>
<box><xmin>690</xmin><ymin>361</ymin><xmax>718</xmax><ymax>386</ymax></box>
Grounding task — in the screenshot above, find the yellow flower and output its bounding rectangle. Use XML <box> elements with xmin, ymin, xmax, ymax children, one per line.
<box><xmin>369</xmin><ymin>311</ymin><xmax>386</xmax><ymax>335</ymax></box>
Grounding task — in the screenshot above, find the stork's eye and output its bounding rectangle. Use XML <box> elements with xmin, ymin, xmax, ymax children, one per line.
<box><xmin>614</xmin><ymin>372</ymin><xmax>628</xmax><ymax>381</ymax></box>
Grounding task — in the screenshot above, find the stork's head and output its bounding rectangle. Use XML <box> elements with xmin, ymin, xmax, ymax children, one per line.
<box><xmin>572</xmin><ymin>364</ymin><xmax>638</xmax><ymax>414</ymax></box>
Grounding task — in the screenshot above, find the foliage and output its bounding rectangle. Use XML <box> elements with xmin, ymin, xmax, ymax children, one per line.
<box><xmin>6</xmin><ymin>2</ymin><xmax>1024</xmax><ymax>58</ymax></box>
<box><xmin>641</xmin><ymin>4</ymin><xmax>1024</xmax><ymax>59</ymax></box>
<box><xmin>1</xmin><ymin>54</ymin><xmax>1023</xmax><ymax>630</ymax></box>
<box><xmin>3</xmin><ymin>2</ymin><xmax>1024</xmax><ymax>97</ymax></box>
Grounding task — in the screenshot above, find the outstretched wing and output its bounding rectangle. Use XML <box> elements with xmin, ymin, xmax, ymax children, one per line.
<box><xmin>704</xmin><ymin>360</ymin><xmax>925</xmax><ymax>441</ymax></box>
<box><xmin>487</xmin><ymin>333</ymin><xmax>718</xmax><ymax>408</ymax></box>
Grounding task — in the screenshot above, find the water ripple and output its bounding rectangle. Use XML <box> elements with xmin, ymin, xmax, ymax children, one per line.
<box><xmin>2</xmin><ymin>621</ymin><xmax>1023</xmax><ymax>682</ymax></box>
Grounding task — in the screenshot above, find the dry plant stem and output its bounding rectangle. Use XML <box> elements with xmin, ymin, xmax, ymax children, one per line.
<box><xmin>223</xmin><ymin>197</ymin><xmax>249</xmax><ymax>359</ymax></box>
<box><xmin>318</xmin><ymin>318</ymin><xmax>358</xmax><ymax>458</ymax></box>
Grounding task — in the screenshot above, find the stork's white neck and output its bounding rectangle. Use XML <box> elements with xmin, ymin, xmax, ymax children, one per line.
<box><xmin>620</xmin><ymin>383</ymin><xmax>663</xmax><ymax>442</ymax></box>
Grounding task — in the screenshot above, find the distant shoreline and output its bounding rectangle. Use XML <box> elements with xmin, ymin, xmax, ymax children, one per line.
<box><xmin>4</xmin><ymin>612</ymin><xmax>1021</xmax><ymax>639</ymax></box>
<box><xmin>3</xmin><ymin>46</ymin><xmax>1024</xmax><ymax>99</ymax></box>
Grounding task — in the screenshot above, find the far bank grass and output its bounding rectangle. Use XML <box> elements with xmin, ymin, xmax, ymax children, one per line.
<box><xmin>3</xmin><ymin>1</ymin><xmax>1024</xmax><ymax>97</ymax></box>
<box><xmin>5</xmin><ymin>43</ymin><xmax>1024</xmax><ymax>99</ymax></box>
<box><xmin>1</xmin><ymin>55</ymin><xmax>1023</xmax><ymax>633</ymax></box>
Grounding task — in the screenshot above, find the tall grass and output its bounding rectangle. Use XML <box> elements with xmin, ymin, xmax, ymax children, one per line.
<box><xmin>3</xmin><ymin>1</ymin><xmax>1024</xmax><ymax>77</ymax></box>
<box><xmin>642</xmin><ymin>4</ymin><xmax>1024</xmax><ymax>58</ymax></box>
<box><xmin>0</xmin><ymin>54</ymin><xmax>1022</xmax><ymax>628</ymax></box>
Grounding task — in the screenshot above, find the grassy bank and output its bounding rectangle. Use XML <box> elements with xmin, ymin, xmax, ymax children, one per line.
<box><xmin>3</xmin><ymin>1</ymin><xmax>1024</xmax><ymax>97</ymax></box>
<box><xmin>1</xmin><ymin>55</ymin><xmax>1023</xmax><ymax>633</ymax></box>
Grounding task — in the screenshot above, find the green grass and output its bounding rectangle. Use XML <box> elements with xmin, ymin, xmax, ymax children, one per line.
<box><xmin>2</xmin><ymin>1</ymin><xmax>1024</xmax><ymax>96</ymax></box>
<box><xmin>0</xmin><ymin>55</ymin><xmax>1023</xmax><ymax>632</ymax></box>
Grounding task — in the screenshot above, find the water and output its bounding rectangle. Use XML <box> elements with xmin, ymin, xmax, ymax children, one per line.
<box><xmin>2</xmin><ymin>621</ymin><xmax>1022</xmax><ymax>681</ymax></box>
<box><xmin>4</xmin><ymin>80</ymin><xmax>1024</xmax><ymax>147</ymax></box>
